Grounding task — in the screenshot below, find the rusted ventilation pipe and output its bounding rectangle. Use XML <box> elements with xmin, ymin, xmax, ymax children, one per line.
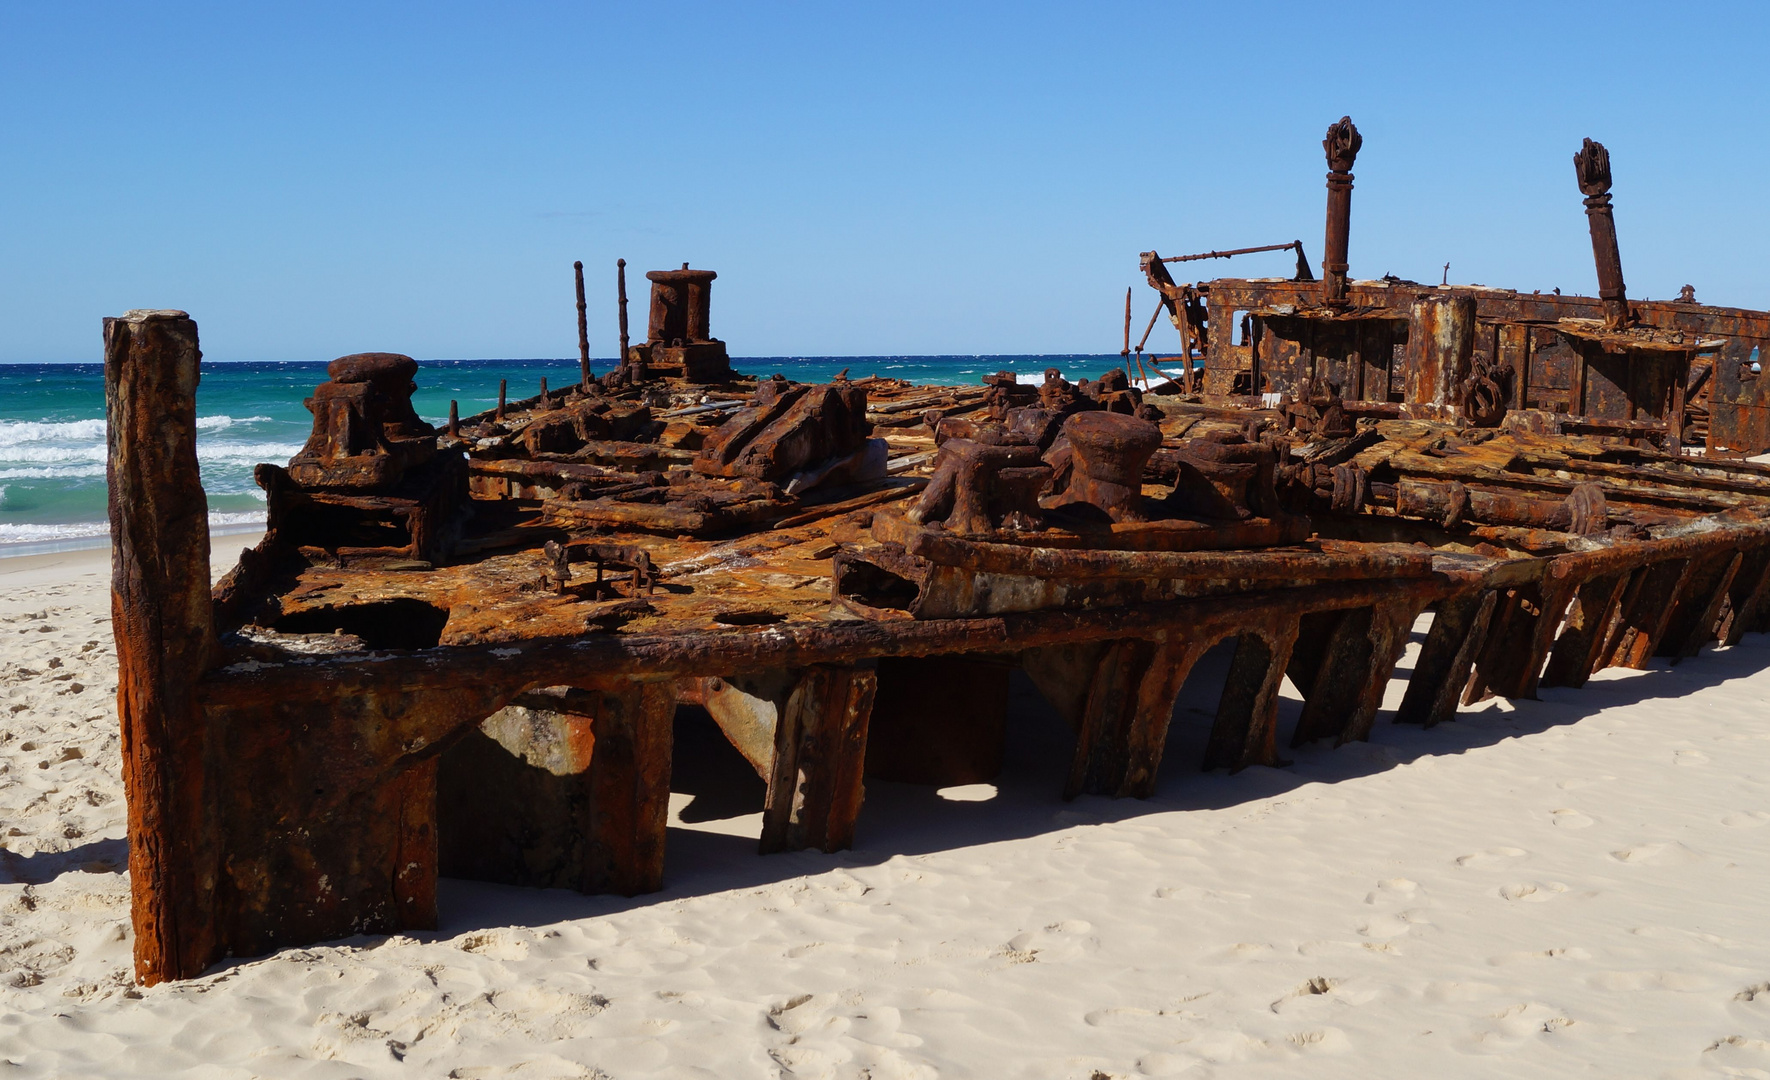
<box><xmin>1322</xmin><ymin>116</ymin><xmax>1362</xmax><ymax>306</ymax></box>
<box><xmin>1574</xmin><ymin>138</ymin><xmax>1630</xmax><ymax>330</ymax></box>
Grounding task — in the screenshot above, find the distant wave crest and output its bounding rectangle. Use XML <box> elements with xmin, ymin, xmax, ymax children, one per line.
<box><xmin>0</xmin><ymin>510</ymin><xmax>266</xmax><ymax>545</ymax></box>
<box><xmin>0</xmin><ymin>440</ymin><xmax>303</xmax><ymax>468</ymax></box>
<box><xmin>0</xmin><ymin>414</ymin><xmax>275</xmax><ymax>450</ymax></box>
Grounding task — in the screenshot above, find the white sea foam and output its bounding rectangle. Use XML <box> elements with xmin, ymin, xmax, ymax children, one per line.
<box><xmin>0</xmin><ymin>510</ymin><xmax>265</xmax><ymax>546</ymax></box>
<box><xmin>0</xmin><ymin>441</ymin><xmax>303</xmax><ymax>469</ymax></box>
<box><xmin>0</xmin><ymin>465</ymin><xmax>107</xmax><ymax>480</ymax></box>
<box><xmin>0</xmin><ymin>415</ymin><xmax>275</xmax><ymax>451</ymax></box>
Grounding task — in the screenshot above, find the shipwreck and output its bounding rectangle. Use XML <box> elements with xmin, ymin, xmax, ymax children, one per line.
<box><xmin>106</xmin><ymin>118</ymin><xmax>1770</xmax><ymax>984</ymax></box>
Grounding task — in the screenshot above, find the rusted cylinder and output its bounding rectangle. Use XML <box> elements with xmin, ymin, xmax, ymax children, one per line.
<box><xmin>104</xmin><ymin>309</ymin><xmax>220</xmax><ymax>985</ymax></box>
<box><xmin>1574</xmin><ymin>138</ymin><xmax>1629</xmax><ymax>330</ymax></box>
<box><xmin>645</xmin><ymin>266</ymin><xmax>718</xmax><ymax>345</ymax></box>
<box><xmin>497</xmin><ymin>378</ymin><xmax>507</xmax><ymax>420</ymax></box>
<box><xmin>574</xmin><ymin>260</ymin><xmax>590</xmax><ymax>389</ymax></box>
<box><xmin>448</xmin><ymin>399</ymin><xmax>459</xmax><ymax>437</ymax></box>
<box><xmin>1403</xmin><ymin>295</ymin><xmax>1476</xmax><ymax>416</ymax></box>
<box><xmin>1322</xmin><ymin>116</ymin><xmax>1362</xmax><ymax>306</ymax></box>
<box><xmin>616</xmin><ymin>259</ymin><xmax>630</xmax><ymax>367</ymax></box>
<box><xmin>539</xmin><ymin>376</ymin><xmax>549</xmax><ymax>410</ymax></box>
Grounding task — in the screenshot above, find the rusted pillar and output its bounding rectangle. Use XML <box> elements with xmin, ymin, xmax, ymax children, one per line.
<box><xmin>1575</xmin><ymin>138</ymin><xmax>1630</xmax><ymax>331</ymax></box>
<box><xmin>616</xmin><ymin>258</ymin><xmax>631</xmax><ymax>370</ymax></box>
<box><xmin>1541</xmin><ymin>572</ymin><xmax>1628</xmax><ymax>688</ymax></box>
<box><xmin>1722</xmin><ymin>549</ymin><xmax>1770</xmax><ymax>646</ymax></box>
<box><xmin>574</xmin><ymin>260</ymin><xmax>591</xmax><ymax>390</ymax></box>
<box><xmin>760</xmin><ymin>664</ymin><xmax>877</xmax><ymax>854</ymax></box>
<box><xmin>448</xmin><ymin>399</ymin><xmax>459</xmax><ymax>438</ymax></box>
<box><xmin>497</xmin><ymin>378</ymin><xmax>507</xmax><ymax>420</ymax></box>
<box><xmin>1288</xmin><ymin>599</ymin><xmax>1424</xmax><ymax>747</ymax></box>
<box><xmin>1602</xmin><ymin>559</ymin><xmax>1694</xmax><ymax>669</ymax></box>
<box><xmin>1655</xmin><ymin>551</ymin><xmax>1741</xmax><ymax>661</ymax></box>
<box><xmin>1203</xmin><ymin>621</ymin><xmax>1299</xmax><ymax>772</ymax></box>
<box><xmin>1062</xmin><ymin>636</ymin><xmax>1209</xmax><ymax>800</ymax></box>
<box><xmin>1404</xmin><ymin>295</ymin><xmax>1476</xmax><ymax>418</ymax></box>
<box><xmin>539</xmin><ymin>376</ymin><xmax>549</xmax><ymax>410</ymax></box>
<box><xmin>1322</xmin><ymin>116</ymin><xmax>1362</xmax><ymax>307</ymax></box>
<box><xmin>105</xmin><ymin>309</ymin><xmax>219</xmax><ymax>985</ymax></box>
<box><xmin>1396</xmin><ymin>590</ymin><xmax>1497</xmax><ymax>726</ymax></box>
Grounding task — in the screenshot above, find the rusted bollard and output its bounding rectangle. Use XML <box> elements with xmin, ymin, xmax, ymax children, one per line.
<box><xmin>497</xmin><ymin>378</ymin><xmax>507</xmax><ymax>421</ymax></box>
<box><xmin>105</xmin><ymin>309</ymin><xmax>219</xmax><ymax>985</ymax></box>
<box><xmin>539</xmin><ymin>376</ymin><xmax>550</xmax><ymax>410</ymax></box>
<box><xmin>448</xmin><ymin>399</ymin><xmax>459</xmax><ymax>438</ymax></box>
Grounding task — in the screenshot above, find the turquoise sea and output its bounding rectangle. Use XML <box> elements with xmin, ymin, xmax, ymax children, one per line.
<box><xmin>0</xmin><ymin>354</ymin><xmax>1124</xmax><ymax>555</ymax></box>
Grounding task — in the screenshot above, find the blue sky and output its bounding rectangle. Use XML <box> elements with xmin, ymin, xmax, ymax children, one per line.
<box><xmin>2</xmin><ymin>2</ymin><xmax>1766</xmax><ymax>363</ymax></box>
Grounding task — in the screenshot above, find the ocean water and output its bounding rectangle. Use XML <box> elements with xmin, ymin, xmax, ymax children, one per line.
<box><xmin>0</xmin><ymin>354</ymin><xmax>1123</xmax><ymax>555</ymax></box>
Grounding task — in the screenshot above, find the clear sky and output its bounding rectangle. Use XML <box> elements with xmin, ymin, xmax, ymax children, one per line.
<box><xmin>2</xmin><ymin>2</ymin><xmax>1766</xmax><ymax>363</ymax></box>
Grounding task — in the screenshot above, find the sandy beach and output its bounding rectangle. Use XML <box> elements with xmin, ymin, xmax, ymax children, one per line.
<box><xmin>2</xmin><ymin>538</ymin><xmax>1769</xmax><ymax>1077</ymax></box>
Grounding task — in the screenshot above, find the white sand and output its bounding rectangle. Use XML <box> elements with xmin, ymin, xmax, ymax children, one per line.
<box><xmin>3</xmin><ymin>540</ymin><xmax>1770</xmax><ymax>1077</ymax></box>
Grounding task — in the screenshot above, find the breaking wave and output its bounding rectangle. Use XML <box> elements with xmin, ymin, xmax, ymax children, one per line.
<box><xmin>0</xmin><ymin>510</ymin><xmax>266</xmax><ymax>546</ymax></box>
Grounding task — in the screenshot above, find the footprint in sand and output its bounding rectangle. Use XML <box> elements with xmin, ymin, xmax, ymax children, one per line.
<box><xmin>1456</xmin><ymin>847</ymin><xmax>1528</xmax><ymax>869</ymax></box>
<box><xmin>1356</xmin><ymin>912</ymin><xmax>1427</xmax><ymax>940</ymax></box>
<box><xmin>1706</xmin><ymin>1036</ymin><xmax>1770</xmax><ymax>1070</ymax></box>
<box><xmin>1155</xmin><ymin>885</ymin><xmax>1251</xmax><ymax>902</ymax></box>
<box><xmin>1363</xmin><ymin>878</ymin><xmax>1418</xmax><ymax>905</ymax></box>
<box><xmin>1551</xmin><ymin>809</ymin><xmax>1595</xmax><ymax>829</ymax></box>
<box><xmin>1609</xmin><ymin>842</ymin><xmax>1709</xmax><ymax>866</ymax></box>
<box><xmin>1722</xmin><ymin>810</ymin><xmax>1770</xmax><ymax>828</ymax></box>
<box><xmin>1674</xmin><ymin>749</ymin><xmax>1710</xmax><ymax>766</ymax></box>
<box><xmin>1498</xmin><ymin>882</ymin><xmax>1568</xmax><ymax>902</ymax></box>
<box><xmin>999</xmin><ymin>920</ymin><xmax>1095</xmax><ymax>964</ymax></box>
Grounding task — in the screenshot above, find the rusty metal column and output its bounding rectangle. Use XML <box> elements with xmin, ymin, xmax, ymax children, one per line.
<box><xmin>105</xmin><ymin>309</ymin><xmax>220</xmax><ymax>985</ymax></box>
<box><xmin>1404</xmin><ymin>294</ymin><xmax>1476</xmax><ymax>418</ymax></box>
<box><xmin>1575</xmin><ymin>138</ymin><xmax>1630</xmax><ymax>331</ymax></box>
<box><xmin>574</xmin><ymin>260</ymin><xmax>590</xmax><ymax>390</ymax></box>
<box><xmin>1322</xmin><ymin>116</ymin><xmax>1362</xmax><ymax>306</ymax></box>
<box><xmin>616</xmin><ymin>258</ymin><xmax>630</xmax><ymax>370</ymax></box>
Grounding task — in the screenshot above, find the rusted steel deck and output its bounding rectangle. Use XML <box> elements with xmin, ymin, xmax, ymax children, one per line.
<box><xmin>105</xmin><ymin>120</ymin><xmax>1770</xmax><ymax>984</ymax></box>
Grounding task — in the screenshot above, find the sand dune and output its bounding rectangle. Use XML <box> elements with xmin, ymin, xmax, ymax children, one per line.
<box><xmin>2</xmin><ymin>539</ymin><xmax>1769</xmax><ymax>1077</ymax></box>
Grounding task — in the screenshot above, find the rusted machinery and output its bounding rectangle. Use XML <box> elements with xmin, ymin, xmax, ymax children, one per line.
<box><xmin>1140</xmin><ymin>119</ymin><xmax>1770</xmax><ymax>457</ymax></box>
<box><xmin>105</xmin><ymin>122</ymin><xmax>1770</xmax><ymax>986</ymax></box>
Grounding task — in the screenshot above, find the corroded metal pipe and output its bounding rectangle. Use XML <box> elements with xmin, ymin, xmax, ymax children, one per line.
<box><xmin>1575</xmin><ymin>138</ymin><xmax>1630</xmax><ymax>330</ymax></box>
<box><xmin>616</xmin><ymin>258</ymin><xmax>630</xmax><ymax>370</ymax></box>
<box><xmin>1322</xmin><ymin>116</ymin><xmax>1362</xmax><ymax>306</ymax></box>
<box><xmin>574</xmin><ymin>260</ymin><xmax>590</xmax><ymax>389</ymax></box>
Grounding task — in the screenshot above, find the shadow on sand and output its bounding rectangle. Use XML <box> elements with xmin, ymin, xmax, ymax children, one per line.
<box><xmin>426</xmin><ymin>629</ymin><xmax>1770</xmax><ymax>937</ymax></box>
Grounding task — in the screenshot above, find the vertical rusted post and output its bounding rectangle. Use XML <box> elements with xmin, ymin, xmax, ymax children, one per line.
<box><xmin>539</xmin><ymin>376</ymin><xmax>549</xmax><ymax>410</ymax></box>
<box><xmin>574</xmin><ymin>260</ymin><xmax>591</xmax><ymax>390</ymax></box>
<box><xmin>760</xmin><ymin>664</ymin><xmax>877</xmax><ymax>854</ymax></box>
<box><xmin>1404</xmin><ymin>294</ymin><xmax>1476</xmax><ymax>418</ymax></box>
<box><xmin>105</xmin><ymin>309</ymin><xmax>218</xmax><ymax>985</ymax></box>
<box><xmin>616</xmin><ymin>258</ymin><xmax>630</xmax><ymax>373</ymax></box>
<box><xmin>496</xmin><ymin>378</ymin><xmax>507</xmax><ymax>421</ymax></box>
<box><xmin>1575</xmin><ymin>138</ymin><xmax>1630</xmax><ymax>331</ymax></box>
<box><xmin>1121</xmin><ymin>287</ymin><xmax>1132</xmax><ymax>359</ymax></box>
<box><xmin>1322</xmin><ymin>116</ymin><xmax>1362</xmax><ymax>307</ymax></box>
<box><xmin>447</xmin><ymin>399</ymin><xmax>459</xmax><ymax>438</ymax></box>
